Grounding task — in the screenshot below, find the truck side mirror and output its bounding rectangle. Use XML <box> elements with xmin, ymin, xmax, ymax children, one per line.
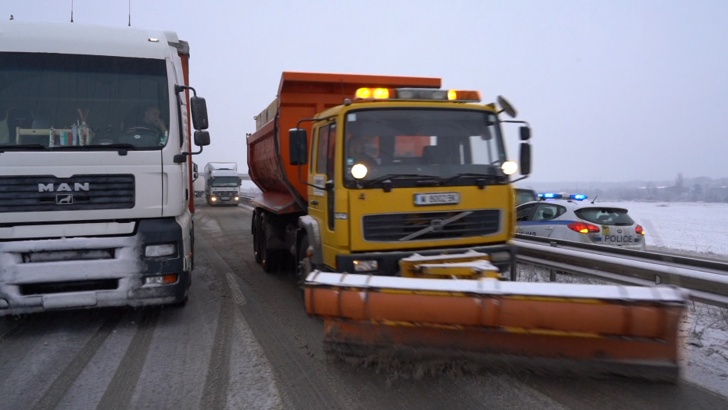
<box><xmin>519</xmin><ymin>142</ymin><xmax>531</xmax><ymax>176</ymax></box>
<box><xmin>289</xmin><ymin>128</ymin><xmax>308</xmax><ymax>165</ymax></box>
<box><xmin>194</xmin><ymin>130</ymin><xmax>210</xmax><ymax>147</ymax></box>
<box><xmin>190</xmin><ymin>96</ymin><xmax>209</xmax><ymax>130</ymax></box>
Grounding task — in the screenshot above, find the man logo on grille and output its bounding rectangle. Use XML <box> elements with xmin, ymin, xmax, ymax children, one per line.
<box><xmin>57</xmin><ymin>194</ymin><xmax>74</xmax><ymax>204</ymax></box>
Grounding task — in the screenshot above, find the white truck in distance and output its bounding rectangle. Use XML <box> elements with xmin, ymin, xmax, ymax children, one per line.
<box><xmin>0</xmin><ymin>21</ymin><xmax>211</xmax><ymax>315</ymax></box>
<box><xmin>204</xmin><ymin>162</ymin><xmax>241</xmax><ymax>206</ymax></box>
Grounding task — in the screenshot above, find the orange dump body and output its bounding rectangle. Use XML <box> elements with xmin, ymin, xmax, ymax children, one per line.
<box><xmin>247</xmin><ymin>71</ymin><xmax>440</xmax><ymax>215</ymax></box>
<box><xmin>305</xmin><ymin>272</ymin><xmax>687</xmax><ymax>381</ymax></box>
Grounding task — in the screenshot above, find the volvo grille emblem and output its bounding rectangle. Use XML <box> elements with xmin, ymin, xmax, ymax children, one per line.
<box><xmin>57</xmin><ymin>194</ymin><xmax>74</xmax><ymax>204</ymax></box>
<box><xmin>431</xmin><ymin>219</ymin><xmax>444</xmax><ymax>231</ymax></box>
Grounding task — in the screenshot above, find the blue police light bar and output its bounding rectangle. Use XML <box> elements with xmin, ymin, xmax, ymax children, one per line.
<box><xmin>538</xmin><ymin>192</ymin><xmax>563</xmax><ymax>199</ymax></box>
<box><xmin>569</xmin><ymin>194</ymin><xmax>588</xmax><ymax>201</ymax></box>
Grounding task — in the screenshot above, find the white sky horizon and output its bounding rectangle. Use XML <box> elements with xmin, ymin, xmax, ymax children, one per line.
<box><xmin>3</xmin><ymin>1</ymin><xmax>727</xmax><ymax>183</ymax></box>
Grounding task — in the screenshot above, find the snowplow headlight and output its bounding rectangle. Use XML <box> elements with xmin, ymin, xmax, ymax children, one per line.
<box><xmin>145</xmin><ymin>243</ymin><xmax>177</xmax><ymax>257</ymax></box>
<box><xmin>351</xmin><ymin>163</ymin><xmax>369</xmax><ymax>179</ymax></box>
<box><xmin>501</xmin><ymin>161</ymin><xmax>518</xmax><ymax>175</ymax></box>
<box><xmin>353</xmin><ymin>259</ymin><xmax>378</xmax><ymax>272</ymax></box>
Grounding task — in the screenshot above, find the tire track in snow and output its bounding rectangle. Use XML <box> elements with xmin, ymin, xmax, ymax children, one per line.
<box><xmin>96</xmin><ymin>307</ymin><xmax>160</xmax><ymax>410</ymax></box>
<box><xmin>0</xmin><ymin>315</ymin><xmax>38</xmax><ymax>343</ymax></box>
<box><xmin>199</xmin><ymin>208</ymin><xmax>345</xmax><ymax>409</ymax></box>
<box><xmin>30</xmin><ymin>310</ymin><xmax>125</xmax><ymax>410</ymax></box>
<box><xmin>198</xmin><ymin>238</ymin><xmax>234</xmax><ymax>410</ymax></box>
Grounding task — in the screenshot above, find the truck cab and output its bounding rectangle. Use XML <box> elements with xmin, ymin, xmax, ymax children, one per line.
<box><xmin>292</xmin><ymin>88</ymin><xmax>531</xmax><ymax>277</ymax></box>
<box><xmin>0</xmin><ymin>21</ymin><xmax>210</xmax><ymax>315</ymax></box>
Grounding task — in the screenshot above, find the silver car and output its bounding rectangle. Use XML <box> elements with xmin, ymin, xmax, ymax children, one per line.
<box><xmin>516</xmin><ymin>193</ymin><xmax>646</xmax><ymax>250</ymax></box>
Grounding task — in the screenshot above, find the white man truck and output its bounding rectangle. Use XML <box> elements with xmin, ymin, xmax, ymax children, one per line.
<box><xmin>0</xmin><ymin>21</ymin><xmax>211</xmax><ymax>315</ymax></box>
<box><xmin>204</xmin><ymin>162</ymin><xmax>241</xmax><ymax>206</ymax></box>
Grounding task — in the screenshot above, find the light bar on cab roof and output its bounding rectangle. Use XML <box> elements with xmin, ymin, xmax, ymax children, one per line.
<box><xmin>354</xmin><ymin>87</ymin><xmax>481</xmax><ymax>102</ymax></box>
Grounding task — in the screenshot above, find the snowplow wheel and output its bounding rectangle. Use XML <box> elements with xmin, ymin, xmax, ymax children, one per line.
<box><xmin>296</xmin><ymin>235</ymin><xmax>312</xmax><ymax>287</ymax></box>
<box><xmin>259</xmin><ymin>214</ymin><xmax>277</xmax><ymax>273</ymax></box>
<box><xmin>252</xmin><ymin>211</ymin><xmax>262</xmax><ymax>264</ymax></box>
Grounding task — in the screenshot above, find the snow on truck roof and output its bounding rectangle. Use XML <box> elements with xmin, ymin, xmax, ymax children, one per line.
<box><xmin>0</xmin><ymin>20</ymin><xmax>184</xmax><ymax>59</ymax></box>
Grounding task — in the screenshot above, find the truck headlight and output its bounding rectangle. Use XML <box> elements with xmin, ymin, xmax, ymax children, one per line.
<box><xmin>353</xmin><ymin>259</ymin><xmax>378</xmax><ymax>272</ymax></box>
<box><xmin>145</xmin><ymin>243</ymin><xmax>177</xmax><ymax>257</ymax></box>
<box><xmin>144</xmin><ymin>274</ymin><xmax>179</xmax><ymax>285</ymax></box>
<box><xmin>351</xmin><ymin>163</ymin><xmax>368</xmax><ymax>179</ymax></box>
<box><xmin>501</xmin><ymin>161</ymin><xmax>518</xmax><ymax>175</ymax></box>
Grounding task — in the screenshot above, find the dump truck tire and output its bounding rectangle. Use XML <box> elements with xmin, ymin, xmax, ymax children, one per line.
<box><xmin>260</xmin><ymin>214</ymin><xmax>278</xmax><ymax>273</ymax></box>
<box><xmin>252</xmin><ymin>211</ymin><xmax>262</xmax><ymax>264</ymax></box>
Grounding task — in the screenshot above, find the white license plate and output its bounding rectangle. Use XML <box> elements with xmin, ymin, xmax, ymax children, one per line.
<box><xmin>414</xmin><ymin>192</ymin><xmax>460</xmax><ymax>206</ymax></box>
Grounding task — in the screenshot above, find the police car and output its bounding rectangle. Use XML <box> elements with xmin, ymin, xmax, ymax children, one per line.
<box><xmin>516</xmin><ymin>193</ymin><xmax>646</xmax><ymax>250</ymax></box>
<box><xmin>515</xmin><ymin>188</ymin><xmax>538</xmax><ymax>206</ymax></box>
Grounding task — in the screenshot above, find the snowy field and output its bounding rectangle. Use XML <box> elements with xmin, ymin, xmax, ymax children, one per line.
<box><xmin>573</xmin><ymin>201</ymin><xmax>728</xmax><ymax>396</ymax></box>
<box><xmin>625</xmin><ymin>201</ymin><xmax>728</xmax><ymax>257</ymax></box>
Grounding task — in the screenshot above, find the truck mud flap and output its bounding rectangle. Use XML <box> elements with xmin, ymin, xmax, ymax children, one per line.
<box><xmin>304</xmin><ymin>272</ymin><xmax>688</xmax><ymax>382</ymax></box>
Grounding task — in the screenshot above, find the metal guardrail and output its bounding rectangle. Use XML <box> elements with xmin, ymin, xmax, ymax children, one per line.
<box><xmin>514</xmin><ymin>234</ymin><xmax>728</xmax><ymax>308</ymax></box>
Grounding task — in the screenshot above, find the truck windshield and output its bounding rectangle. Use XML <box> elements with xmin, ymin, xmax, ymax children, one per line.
<box><xmin>211</xmin><ymin>177</ymin><xmax>240</xmax><ymax>187</ymax></box>
<box><xmin>0</xmin><ymin>52</ymin><xmax>169</xmax><ymax>150</ymax></box>
<box><xmin>344</xmin><ymin>108</ymin><xmax>507</xmax><ymax>187</ymax></box>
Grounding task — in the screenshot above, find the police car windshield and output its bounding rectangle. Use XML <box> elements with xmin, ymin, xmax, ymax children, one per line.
<box><xmin>575</xmin><ymin>207</ymin><xmax>635</xmax><ymax>226</ymax></box>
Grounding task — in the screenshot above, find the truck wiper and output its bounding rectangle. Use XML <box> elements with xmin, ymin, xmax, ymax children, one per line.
<box><xmin>78</xmin><ymin>143</ymin><xmax>137</xmax><ymax>150</ymax></box>
<box><xmin>441</xmin><ymin>173</ymin><xmax>498</xmax><ymax>183</ymax></box>
<box><xmin>361</xmin><ymin>174</ymin><xmax>438</xmax><ymax>188</ymax></box>
<box><xmin>440</xmin><ymin>173</ymin><xmax>500</xmax><ymax>188</ymax></box>
<box><xmin>0</xmin><ymin>144</ymin><xmax>48</xmax><ymax>152</ymax></box>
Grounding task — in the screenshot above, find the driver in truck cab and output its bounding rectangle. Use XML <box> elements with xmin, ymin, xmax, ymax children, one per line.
<box><xmin>124</xmin><ymin>105</ymin><xmax>167</xmax><ymax>135</ymax></box>
<box><xmin>347</xmin><ymin>135</ymin><xmax>378</xmax><ymax>168</ymax></box>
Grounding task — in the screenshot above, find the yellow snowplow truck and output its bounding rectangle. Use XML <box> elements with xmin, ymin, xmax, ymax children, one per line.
<box><xmin>247</xmin><ymin>72</ymin><xmax>687</xmax><ymax>381</ymax></box>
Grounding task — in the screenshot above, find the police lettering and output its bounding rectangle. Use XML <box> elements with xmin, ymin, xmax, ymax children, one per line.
<box><xmin>604</xmin><ymin>235</ymin><xmax>634</xmax><ymax>243</ymax></box>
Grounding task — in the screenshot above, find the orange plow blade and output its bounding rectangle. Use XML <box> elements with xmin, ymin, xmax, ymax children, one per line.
<box><xmin>305</xmin><ymin>272</ymin><xmax>688</xmax><ymax>381</ymax></box>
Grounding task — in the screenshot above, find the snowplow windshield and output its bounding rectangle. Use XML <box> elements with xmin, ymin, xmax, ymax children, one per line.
<box><xmin>343</xmin><ymin>108</ymin><xmax>507</xmax><ymax>187</ymax></box>
<box><xmin>0</xmin><ymin>52</ymin><xmax>169</xmax><ymax>149</ymax></box>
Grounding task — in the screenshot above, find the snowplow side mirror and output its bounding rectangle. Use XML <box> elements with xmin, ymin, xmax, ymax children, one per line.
<box><xmin>520</xmin><ymin>142</ymin><xmax>531</xmax><ymax>175</ymax></box>
<box><xmin>194</xmin><ymin>130</ymin><xmax>210</xmax><ymax>147</ymax></box>
<box><xmin>190</xmin><ymin>96</ymin><xmax>209</xmax><ymax>130</ymax></box>
<box><xmin>497</xmin><ymin>95</ymin><xmax>517</xmax><ymax>118</ymax></box>
<box><xmin>289</xmin><ymin>128</ymin><xmax>308</xmax><ymax>165</ymax></box>
<box><xmin>520</xmin><ymin>126</ymin><xmax>531</xmax><ymax>141</ymax></box>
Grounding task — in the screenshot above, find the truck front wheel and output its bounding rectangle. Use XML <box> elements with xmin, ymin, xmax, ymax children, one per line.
<box><xmin>253</xmin><ymin>211</ymin><xmax>262</xmax><ymax>264</ymax></box>
<box><xmin>296</xmin><ymin>235</ymin><xmax>312</xmax><ymax>288</ymax></box>
<box><xmin>259</xmin><ymin>213</ymin><xmax>278</xmax><ymax>273</ymax></box>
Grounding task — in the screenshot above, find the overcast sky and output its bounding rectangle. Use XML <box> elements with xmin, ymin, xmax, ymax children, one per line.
<box><xmin>4</xmin><ymin>1</ymin><xmax>727</xmax><ymax>183</ymax></box>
